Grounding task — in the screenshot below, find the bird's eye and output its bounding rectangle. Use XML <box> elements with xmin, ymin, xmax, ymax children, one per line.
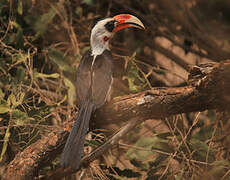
<box><xmin>104</xmin><ymin>20</ymin><xmax>116</xmax><ymax>32</ymax></box>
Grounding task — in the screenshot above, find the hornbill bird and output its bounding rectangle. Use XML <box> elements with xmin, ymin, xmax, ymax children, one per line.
<box><xmin>61</xmin><ymin>14</ymin><xmax>145</xmax><ymax>171</ymax></box>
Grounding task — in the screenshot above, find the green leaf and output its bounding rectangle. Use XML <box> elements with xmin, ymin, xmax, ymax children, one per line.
<box><xmin>0</xmin><ymin>89</ymin><xmax>5</xmax><ymax>100</ymax></box>
<box><xmin>48</xmin><ymin>48</ymin><xmax>75</xmax><ymax>73</ymax></box>
<box><xmin>85</xmin><ymin>139</ymin><xmax>101</xmax><ymax>147</ymax></box>
<box><xmin>125</xmin><ymin>52</ymin><xmax>147</xmax><ymax>93</ymax></box>
<box><xmin>12</xmin><ymin>52</ymin><xmax>29</xmax><ymax>64</ymax></box>
<box><xmin>127</xmin><ymin>61</ymin><xmax>145</xmax><ymax>93</ymax></box>
<box><xmin>81</xmin><ymin>46</ymin><xmax>90</xmax><ymax>55</ymax></box>
<box><xmin>10</xmin><ymin>21</ymin><xmax>24</xmax><ymax>48</ymax></box>
<box><xmin>192</xmin><ymin>125</ymin><xmax>215</xmax><ymax>141</ymax></box>
<box><xmin>0</xmin><ymin>125</ymin><xmax>10</xmax><ymax>162</ymax></box>
<box><xmin>18</xmin><ymin>93</ymin><xmax>25</xmax><ymax>105</ymax></box>
<box><xmin>12</xmin><ymin>109</ymin><xmax>28</xmax><ymax>126</ymax></box>
<box><xmin>0</xmin><ymin>105</ymin><xmax>11</xmax><ymax>114</ymax></box>
<box><xmin>36</xmin><ymin>72</ymin><xmax>60</xmax><ymax>79</ymax></box>
<box><xmin>16</xmin><ymin>67</ymin><xmax>26</xmax><ymax>83</ymax></box>
<box><xmin>190</xmin><ymin>138</ymin><xmax>215</xmax><ymax>162</ymax></box>
<box><xmin>33</xmin><ymin>8</ymin><xmax>56</xmax><ymax>40</ymax></box>
<box><xmin>83</xmin><ymin>0</ymin><xmax>94</xmax><ymax>5</ymax></box>
<box><xmin>211</xmin><ymin>160</ymin><xmax>230</xmax><ymax>172</ymax></box>
<box><xmin>7</xmin><ymin>93</ymin><xmax>16</xmax><ymax>107</ymax></box>
<box><xmin>75</xmin><ymin>7</ymin><xmax>83</xmax><ymax>17</ymax></box>
<box><xmin>207</xmin><ymin>160</ymin><xmax>230</xmax><ymax>177</ymax></box>
<box><xmin>126</xmin><ymin>136</ymin><xmax>171</xmax><ymax>162</ymax></box>
<box><xmin>64</xmin><ymin>77</ymin><xmax>75</xmax><ymax>106</ymax></box>
<box><xmin>17</xmin><ymin>0</ymin><xmax>23</xmax><ymax>15</ymax></box>
<box><xmin>7</xmin><ymin>93</ymin><xmax>25</xmax><ymax>108</ymax></box>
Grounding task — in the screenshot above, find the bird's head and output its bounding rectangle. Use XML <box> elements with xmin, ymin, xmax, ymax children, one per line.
<box><xmin>90</xmin><ymin>14</ymin><xmax>145</xmax><ymax>56</ymax></box>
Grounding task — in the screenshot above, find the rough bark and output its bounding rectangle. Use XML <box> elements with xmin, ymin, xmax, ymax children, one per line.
<box><xmin>4</xmin><ymin>130</ymin><xmax>68</xmax><ymax>180</ymax></box>
<box><xmin>4</xmin><ymin>60</ymin><xmax>230</xmax><ymax>179</ymax></box>
<box><xmin>94</xmin><ymin>61</ymin><xmax>230</xmax><ymax>127</ymax></box>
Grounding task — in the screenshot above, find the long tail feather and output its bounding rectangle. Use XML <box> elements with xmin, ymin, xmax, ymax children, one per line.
<box><xmin>61</xmin><ymin>103</ymin><xmax>94</xmax><ymax>170</ymax></box>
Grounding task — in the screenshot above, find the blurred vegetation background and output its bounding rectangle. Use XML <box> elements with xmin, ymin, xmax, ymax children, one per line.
<box><xmin>0</xmin><ymin>0</ymin><xmax>230</xmax><ymax>179</ymax></box>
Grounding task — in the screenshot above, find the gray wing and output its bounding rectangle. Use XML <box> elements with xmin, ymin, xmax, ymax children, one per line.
<box><xmin>75</xmin><ymin>51</ymin><xmax>92</xmax><ymax>107</ymax></box>
<box><xmin>92</xmin><ymin>50</ymin><xmax>113</xmax><ymax>108</ymax></box>
<box><xmin>76</xmin><ymin>50</ymin><xmax>113</xmax><ymax>108</ymax></box>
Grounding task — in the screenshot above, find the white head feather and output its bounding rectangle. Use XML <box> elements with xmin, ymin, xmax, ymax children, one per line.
<box><xmin>90</xmin><ymin>18</ymin><xmax>115</xmax><ymax>56</ymax></box>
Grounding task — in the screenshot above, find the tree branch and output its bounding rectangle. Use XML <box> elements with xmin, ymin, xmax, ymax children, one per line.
<box><xmin>5</xmin><ymin>60</ymin><xmax>230</xmax><ymax>179</ymax></box>
<box><xmin>94</xmin><ymin>61</ymin><xmax>230</xmax><ymax>127</ymax></box>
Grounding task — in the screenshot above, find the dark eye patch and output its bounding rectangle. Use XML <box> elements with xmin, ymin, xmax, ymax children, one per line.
<box><xmin>104</xmin><ymin>20</ymin><xmax>116</xmax><ymax>32</ymax></box>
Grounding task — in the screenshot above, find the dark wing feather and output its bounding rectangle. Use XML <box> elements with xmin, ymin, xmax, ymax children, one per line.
<box><xmin>75</xmin><ymin>51</ymin><xmax>93</xmax><ymax>106</ymax></box>
<box><xmin>76</xmin><ymin>50</ymin><xmax>113</xmax><ymax>107</ymax></box>
<box><xmin>92</xmin><ymin>50</ymin><xmax>113</xmax><ymax>107</ymax></box>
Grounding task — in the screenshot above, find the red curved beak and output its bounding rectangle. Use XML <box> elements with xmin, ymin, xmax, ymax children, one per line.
<box><xmin>112</xmin><ymin>14</ymin><xmax>145</xmax><ymax>32</ymax></box>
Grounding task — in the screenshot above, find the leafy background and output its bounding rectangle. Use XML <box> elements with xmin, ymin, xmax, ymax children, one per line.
<box><xmin>0</xmin><ymin>0</ymin><xmax>230</xmax><ymax>179</ymax></box>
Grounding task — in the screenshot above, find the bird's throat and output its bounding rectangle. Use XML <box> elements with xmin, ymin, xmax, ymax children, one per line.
<box><xmin>91</xmin><ymin>41</ymin><xmax>109</xmax><ymax>56</ymax></box>
<box><xmin>91</xmin><ymin>33</ymin><xmax>110</xmax><ymax>56</ymax></box>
